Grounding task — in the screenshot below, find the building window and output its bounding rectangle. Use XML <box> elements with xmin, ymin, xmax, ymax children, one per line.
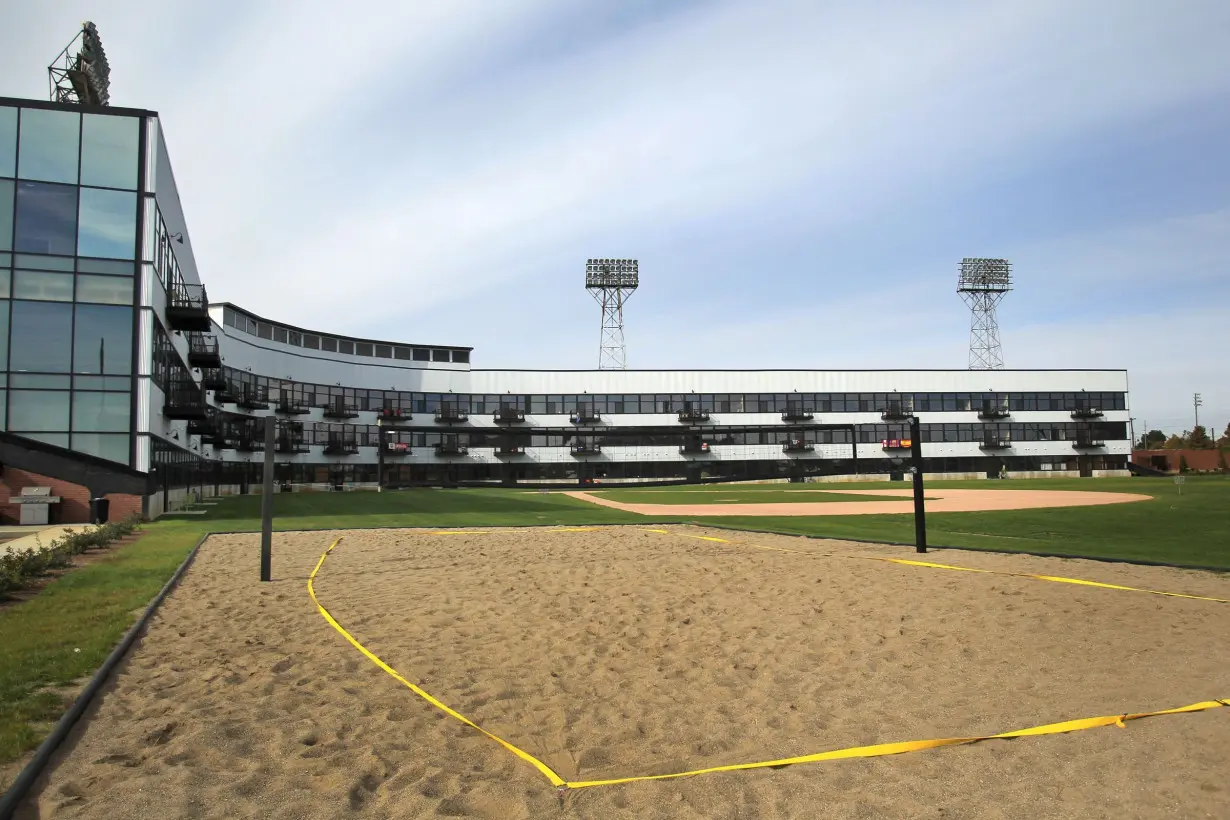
<box><xmin>9</xmin><ymin>389</ymin><xmax>70</xmax><ymax>431</ymax></box>
<box><xmin>452</xmin><ymin>350</ymin><xmax>469</xmax><ymax>363</ymax></box>
<box><xmin>71</xmin><ymin>432</ymin><xmax>129</xmax><ymax>463</ymax></box>
<box><xmin>14</xmin><ymin>182</ymin><xmax>78</xmax><ymax>256</ymax></box>
<box><xmin>77</xmin><ymin>258</ymin><xmax>132</xmax><ymax>275</ymax></box>
<box><xmin>339</xmin><ymin>340</ymin><xmax>354</xmax><ymax>355</ymax></box>
<box><xmin>412</xmin><ymin>348</ymin><xmax>429</xmax><ymax>361</ymax></box>
<box><xmin>273</xmin><ymin>326</ymin><xmax>287</xmax><ymax>343</ymax></box>
<box><xmin>374</xmin><ymin>344</ymin><xmax>391</xmax><ymax>358</ymax></box>
<box><xmin>0</xmin><ymin>301</ymin><xmax>9</xmax><ymax>370</ymax></box>
<box><xmin>17</xmin><ymin>108</ymin><xmax>80</xmax><ymax>185</ymax></box>
<box><xmin>79</xmin><ymin>113</ymin><xmax>139</xmax><ymax>190</ymax></box>
<box><xmin>13</xmin><ymin>270</ymin><xmax>73</xmax><ymax>301</ymax></box>
<box><xmin>303</xmin><ymin>334</ymin><xmax>320</xmax><ymax>350</ymax></box>
<box><xmin>71</xmin><ymin>390</ymin><xmax>130</xmax><ymax>431</ymax></box>
<box><xmin>356</xmin><ymin>343</ymin><xmax>372</xmax><ymax>356</ymax></box>
<box><xmin>431</xmin><ymin>349</ymin><xmax>449</xmax><ymax>362</ymax></box>
<box><xmin>0</xmin><ymin>179</ymin><xmax>13</xmax><ymax>252</ymax></box>
<box><xmin>73</xmin><ymin>304</ymin><xmax>133</xmax><ymax>374</ymax></box>
<box><xmin>287</xmin><ymin>330</ymin><xmax>301</xmax><ymax>346</ymax></box>
<box><xmin>0</xmin><ymin>106</ymin><xmax>15</xmax><ymax>178</ymax></box>
<box><xmin>10</xmin><ymin>300</ymin><xmax>72</xmax><ymax>372</ymax></box>
<box><xmin>257</xmin><ymin>322</ymin><xmax>273</xmax><ymax>339</ymax></box>
<box><xmin>321</xmin><ymin>337</ymin><xmax>338</xmax><ymax>352</ymax></box>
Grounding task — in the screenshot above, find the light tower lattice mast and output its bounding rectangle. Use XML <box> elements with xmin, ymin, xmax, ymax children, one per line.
<box><xmin>958</xmin><ymin>258</ymin><xmax>1012</xmax><ymax>370</ymax></box>
<box><xmin>586</xmin><ymin>258</ymin><xmax>638</xmax><ymax>370</ymax></box>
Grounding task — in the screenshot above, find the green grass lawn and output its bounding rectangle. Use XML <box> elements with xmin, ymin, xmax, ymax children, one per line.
<box><xmin>590</xmin><ymin>488</ymin><xmax>912</xmax><ymax>504</ymax></box>
<box><xmin>2</xmin><ymin>475</ymin><xmax>1227</xmax><ymax>776</ymax></box>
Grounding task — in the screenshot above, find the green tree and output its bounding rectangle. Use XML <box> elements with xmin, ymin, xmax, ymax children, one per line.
<box><xmin>1163</xmin><ymin>433</ymin><xmax>1188</xmax><ymax>449</ymax></box>
<box><xmin>1219</xmin><ymin>448</ymin><xmax>1228</xmax><ymax>473</ymax></box>
<box><xmin>1188</xmin><ymin>425</ymin><xmax>1213</xmax><ymax>449</ymax></box>
<box><xmin>1218</xmin><ymin>422</ymin><xmax>1230</xmax><ymax>449</ymax></box>
<box><xmin>1137</xmin><ymin>429</ymin><xmax>1166</xmax><ymax>449</ymax></box>
<box><xmin>1178</xmin><ymin>454</ymin><xmax>1190</xmax><ymax>473</ymax></box>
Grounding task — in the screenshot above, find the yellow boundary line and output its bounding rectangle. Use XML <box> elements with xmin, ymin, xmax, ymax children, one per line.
<box><xmin>308</xmin><ymin>528</ymin><xmax>1229</xmax><ymax>790</ymax></box>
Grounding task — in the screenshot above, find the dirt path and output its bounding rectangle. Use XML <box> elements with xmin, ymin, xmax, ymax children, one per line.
<box><xmin>566</xmin><ymin>488</ymin><xmax>1152</xmax><ymax>516</ymax></box>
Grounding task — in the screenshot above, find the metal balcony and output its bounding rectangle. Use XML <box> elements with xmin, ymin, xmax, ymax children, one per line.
<box><xmin>881</xmin><ymin>438</ymin><xmax>913</xmax><ymax>451</ymax></box>
<box><xmin>496</xmin><ymin>444</ymin><xmax>525</xmax><ymax>456</ymax></box>
<box><xmin>378</xmin><ymin>406</ymin><xmax>408</xmax><ymax>422</ymax></box>
<box><xmin>162</xmin><ymin>381</ymin><xmax>208</xmax><ymax>420</ymax></box>
<box><xmin>186</xmin><ymin>332</ymin><xmax>221</xmax><ymax>368</ymax></box>
<box><xmin>234</xmin><ymin>436</ymin><xmax>265</xmax><ymax>453</ymax></box>
<box><xmin>979</xmin><ymin>437</ymin><xmax>1011</xmax><ymax>450</ymax></box>
<box><xmin>236</xmin><ymin>388</ymin><xmax>270</xmax><ymax>411</ymax></box>
<box><xmin>1071</xmin><ymin>438</ymin><xmax>1106</xmax><ymax>449</ymax></box>
<box><xmin>570</xmin><ymin>442</ymin><xmax>602</xmax><ymax>455</ymax></box>
<box><xmin>200</xmin><ymin>368</ymin><xmax>227</xmax><ymax>390</ymax></box>
<box><xmin>781</xmin><ymin>408</ymin><xmax>814</xmax><ymax>422</ymax></box>
<box><xmin>435</xmin><ymin>406</ymin><xmax>468</xmax><ymax>423</ymax></box>
<box><xmin>322</xmin><ymin>400</ymin><xmax>359</xmax><ymax>419</ymax></box>
<box><xmin>879</xmin><ymin>404</ymin><xmax>913</xmax><ymax>421</ymax></box>
<box><xmin>783</xmin><ymin>440</ymin><xmax>814</xmax><ymax>453</ymax></box>
<box><xmin>435</xmin><ymin>441</ymin><xmax>468</xmax><ymax>456</ymax></box>
<box><xmin>166</xmin><ymin>282</ymin><xmax>211</xmax><ymax>331</ymax></box>
<box><xmin>275</xmin><ymin>398</ymin><xmax>310</xmax><ymax>415</ymax></box>
<box><xmin>677</xmin><ymin>408</ymin><xmax>710</xmax><ymax>423</ymax></box>
<box><xmin>494</xmin><ymin>407</ymin><xmax>526</xmax><ymax>423</ymax></box>
<box><xmin>680</xmin><ymin>441</ymin><xmax>711</xmax><ymax>454</ymax></box>
<box><xmin>186</xmin><ymin>416</ymin><xmax>215</xmax><ymax>437</ymax></box>
<box><xmin>384</xmin><ymin>441</ymin><xmax>411</xmax><ymax>456</ymax></box>
<box><xmin>570</xmin><ymin>407</ymin><xmax>601</xmax><ymax>424</ymax></box>
<box><xmin>276</xmin><ymin>436</ymin><xmax>311</xmax><ymax>454</ymax></box>
<box><xmin>324</xmin><ymin>438</ymin><xmax>359</xmax><ymax>455</ymax></box>
<box><xmin>1070</xmin><ymin>406</ymin><xmax>1104</xmax><ymax>419</ymax></box>
<box><xmin>977</xmin><ymin>405</ymin><xmax>1010</xmax><ymax>420</ymax></box>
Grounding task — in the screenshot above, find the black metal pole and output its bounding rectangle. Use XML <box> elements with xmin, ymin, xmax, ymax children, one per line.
<box><xmin>376</xmin><ymin>421</ymin><xmax>386</xmax><ymax>491</ymax></box>
<box><xmin>259</xmin><ymin>417</ymin><xmax>275</xmax><ymax>581</ymax></box>
<box><xmin>909</xmin><ymin>415</ymin><xmax>927</xmax><ymax>554</ymax></box>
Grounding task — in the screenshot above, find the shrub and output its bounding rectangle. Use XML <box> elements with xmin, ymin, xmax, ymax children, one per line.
<box><xmin>0</xmin><ymin>514</ymin><xmax>142</xmax><ymax>599</ymax></box>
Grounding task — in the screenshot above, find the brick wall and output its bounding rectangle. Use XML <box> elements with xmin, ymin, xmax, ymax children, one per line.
<box><xmin>1132</xmin><ymin>449</ymin><xmax>1227</xmax><ymax>473</ymax></box>
<box><xmin>0</xmin><ymin>467</ymin><xmax>142</xmax><ymax>524</ymax></box>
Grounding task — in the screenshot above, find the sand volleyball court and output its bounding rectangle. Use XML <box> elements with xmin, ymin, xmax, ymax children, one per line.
<box><xmin>18</xmin><ymin>526</ymin><xmax>1230</xmax><ymax>819</ymax></box>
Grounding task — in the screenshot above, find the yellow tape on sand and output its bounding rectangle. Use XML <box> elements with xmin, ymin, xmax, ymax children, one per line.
<box><xmin>309</xmin><ymin>532</ymin><xmax>1229</xmax><ymax>790</ymax></box>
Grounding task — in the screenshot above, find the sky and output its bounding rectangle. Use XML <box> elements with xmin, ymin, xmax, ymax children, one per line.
<box><xmin>3</xmin><ymin>1</ymin><xmax>1228</xmax><ymax>438</ymax></box>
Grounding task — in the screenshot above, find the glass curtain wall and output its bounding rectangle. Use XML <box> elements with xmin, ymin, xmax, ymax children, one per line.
<box><xmin>0</xmin><ymin>102</ymin><xmax>140</xmax><ymax>465</ymax></box>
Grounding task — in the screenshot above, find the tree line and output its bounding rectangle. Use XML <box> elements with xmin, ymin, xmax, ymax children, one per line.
<box><xmin>1137</xmin><ymin>422</ymin><xmax>1230</xmax><ymax>450</ymax></box>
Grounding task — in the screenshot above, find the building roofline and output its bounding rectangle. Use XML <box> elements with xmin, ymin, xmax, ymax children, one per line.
<box><xmin>211</xmin><ymin>302</ymin><xmax>474</xmax><ymax>352</ymax></box>
<box><xmin>470</xmin><ymin>368</ymin><xmax>1129</xmax><ymax>374</ymax></box>
<box><xmin>0</xmin><ymin>95</ymin><xmax>157</xmax><ymax>118</ymax></box>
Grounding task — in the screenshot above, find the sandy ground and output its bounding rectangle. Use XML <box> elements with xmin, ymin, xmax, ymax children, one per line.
<box><xmin>568</xmin><ymin>488</ymin><xmax>1153</xmax><ymax>516</ymax></box>
<box><xmin>17</xmin><ymin>526</ymin><xmax>1229</xmax><ymax>820</ymax></box>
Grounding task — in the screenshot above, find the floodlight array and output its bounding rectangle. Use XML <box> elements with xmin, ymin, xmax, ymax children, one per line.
<box><xmin>957</xmin><ymin>258</ymin><xmax>1012</xmax><ymax>292</ymax></box>
<box><xmin>49</xmin><ymin>20</ymin><xmax>111</xmax><ymax>106</ymax></box>
<box><xmin>585</xmin><ymin>258</ymin><xmax>639</xmax><ymax>289</ymax></box>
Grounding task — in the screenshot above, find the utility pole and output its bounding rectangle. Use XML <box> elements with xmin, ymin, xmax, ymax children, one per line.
<box><xmin>1194</xmin><ymin>393</ymin><xmax>1202</xmax><ymax>430</ymax></box>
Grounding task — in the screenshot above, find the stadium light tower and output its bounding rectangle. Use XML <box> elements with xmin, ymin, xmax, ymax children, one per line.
<box><xmin>586</xmin><ymin>258</ymin><xmax>638</xmax><ymax>370</ymax></box>
<box><xmin>48</xmin><ymin>21</ymin><xmax>112</xmax><ymax>106</ymax></box>
<box><xmin>958</xmin><ymin>258</ymin><xmax>1012</xmax><ymax>370</ymax></box>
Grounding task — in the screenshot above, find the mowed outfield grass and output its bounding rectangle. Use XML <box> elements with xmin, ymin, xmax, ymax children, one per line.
<box><xmin>2</xmin><ymin>476</ymin><xmax>1227</xmax><ymax>777</ymax></box>
<box><xmin>589</xmin><ymin>488</ymin><xmax>916</xmax><ymax>504</ymax></box>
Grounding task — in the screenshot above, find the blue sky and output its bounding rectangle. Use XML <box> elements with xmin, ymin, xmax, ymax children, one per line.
<box><xmin>4</xmin><ymin>1</ymin><xmax>1228</xmax><ymax>437</ymax></box>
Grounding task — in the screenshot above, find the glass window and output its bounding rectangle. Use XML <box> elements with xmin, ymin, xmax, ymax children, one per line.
<box><xmin>13</xmin><ymin>270</ymin><xmax>73</xmax><ymax>301</ymax></box>
<box><xmin>0</xmin><ymin>106</ymin><xmax>15</xmax><ymax>177</ymax></box>
<box><xmin>74</xmin><ymin>304</ymin><xmax>132</xmax><ymax>374</ymax></box>
<box><xmin>0</xmin><ymin>300</ymin><xmax>7</xmax><ymax>369</ymax></box>
<box><xmin>258</xmin><ymin>322</ymin><xmax>273</xmax><ymax>339</ymax></box>
<box><xmin>77</xmin><ymin>257</ymin><xmax>133</xmax><ymax>275</ymax></box>
<box><xmin>76</xmin><ymin>274</ymin><xmax>133</xmax><ymax>304</ymax></box>
<box><xmin>394</xmin><ymin>346</ymin><xmax>411</xmax><ymax>360</ymax></box>
<box><xmin>72</xmin><ymin>390</ymin><xmax>131</xmax><ymax>431</ymax></box>
<box><xmin>0</xmin><ymin>179</ymin><xmax>12</xmax><ymax>251</ymax></box>
<box><xmin>18</xmin><ymin>432</ymin><xmax>69</xmax><ymax>448</ymax></box>
<box><xmin>303</xmin><ymin>335</ymin><xmax>320</xmax><ymax>350</ymax></box>
<box><xmin>273</xmin><ymin>326</ymin><xmax>287</xmax><ymax>343</ymax></box>
<box><xmin>17</xmin><ymin>108</ymin><xmax>80</xmax><ymax>184</ymax></box>
<box><xmin>15</xmin><ymin>253</ymin><xmax>74</xmax><ymax>270</ymax></box>
<box><xmin>321</xmin><ymin>337</ymin><xmax>337</xmax><ymax>353</ymax></box>
<box><xmin>79</xmin><ymin>114</ymin><xmax>139</xmax><ymax>190</ymax></box>
<box><xmin>14</xmin><ymin>181</ymin><xmax>77</xmax><ymax>255</ymax></box>
<box><xmin>432</xmin><ymin>349</ymin><xmax>449</xmax><ymax>362</ymax></box>
<box><xmin>10</xmin><ymin>373</ymin><xmax>69</xmax><ymax>388</ymax></box>
<box><xmin>0</xmin><ymin>270</ymin><xmax>9</xmax><ymax>298</ymax></box>
<box><xmin>374</xmin><ymin>344</ymin><xmax>391</xmax><ymax>358</ymax></box>
<box><xmin>452</xmin><ymin>350</ymin><xmax>469</xmax><ymax>363</ymax></box>
<box><xmin>356</xmin><ymin>343</ymin><xmax>372</xmax><ymax>356</ymax></box>
<box><xmin>71</xmin><ymin>433</ymin><xmax>129</xmax><ymax>464</ymax></box>
<box><xmin>9</xmin><ymin>389</ymin><xmax>70</xmax><ymax>431</ymax></box>
<box><xmin>338</xmin><ymin>339</ymin><xmax>354</xmax><ymax>355</ymax></box>
<box><xmin>77</xmin><ymin>187</ymin><xmax>137</xmax><ymax>259</ymax></box>
<box><xmin>288</xmin><ymin>330</ymin><xmax>301</xmax><ymax>346</ymax></box>
<box><xmin>10</xmin><ymin>300</ymin><xmax>72</xmax><ymax>372</ymax></box>
<box><xmin>413</xmin><ymin>348</ymin><xmax>429</xmax><ymax>361</ymax></box>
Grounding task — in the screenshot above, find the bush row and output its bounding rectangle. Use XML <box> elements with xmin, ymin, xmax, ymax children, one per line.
<box><xmin>0</xmin><ymin>515</ymin><xmax>142</xmax><ymax>597</ymax></box>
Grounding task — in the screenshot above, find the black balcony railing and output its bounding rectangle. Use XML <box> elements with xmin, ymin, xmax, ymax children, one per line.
<box><xmin>186</xmin><ymin>416</ymin><xmax>215</xmax><ymax>437</ymax></box>
<box><xmin>977</xmin><ymin>404</ymin><xmax>1010</xmax><ymax>420</ymax></box>
<box><xmin>680</xmin><ymin>441</ymin><xmax>711</xmax><ymax>454</ymax></box>
<box><xmin>275</xmin><ymin>397</ymin><xmax>311</xmax><ymax>415</ymax></box>
<box><xmin>496</xmin><ymin>444</ymin><xmax>525</xmax><ymax>456</ymax></box>
<box><xmin>881</xmin><ymin>438</ymin><xmax>913</xmax><ymax>450</ymax></box>
<box><xmin>1070</xmin><ymin>406</ymin><xmax>1104</xmax><ymax>419</ymax></box>
<box><xmin>677</xmin><ymin>408</ymin><xmax>710</xmax><ymax>423</ymax></box>
<box><xmin>570</xmin><ymin>407</ymin><xmax>601</xmax><ymax>424</ymax></box>
<box><xmin>166</xmin><ymin>282</ymin><xmax>211</xmax><ymax>331</ymax></box>
<box><xmin>980</xmin><ymin>436</ymin><xmax>1011</xmax><ymax>450</ymax></box>
<box><xmin>435</xmin><ymin>441</ymin><xmax>468</xmax><ymax>456</ymax></box>
<box><xmin>783</xmin><ymin>439</ymin><xmax>814</xmax><ymax>453</ymax></box>
<box><xmin>494</xmin><ymin>407</ymin><xmax>526</xmax><ymax>423</ymax></box>
<box><xmin>880</xmin><ymin>404</ymin><xmax>913</xmax><ymax>421</ymax></box>
<box><xmin>200</xmin><ymin>368</ymin><xmax>227</xmax><ymax>390</ymax></box>
<box><xmin>385</xmin><ymin>441</ymin><xmax>411</xmax><ymax>456</ymax></box>
<box><xmin>276</xmin><ymin>436</ymin><xmax>311</xmax><ymax>454</ymax></box>
<box><xmin>235</xmin><ymin>435</ymin><xmax>265</xmax><ymax>452</ymax></box>
<box><xmin>378</xmin><ymin>406</ymin><xmax>408</xmax><ymax>422</ymax></box>
<box><xmin>323</xmin><ymin>400</ymin><xmax>359</xmax><ymax>419</ymax></box>
<box><xmin>324</xmin><ymin>437</ymin><xmax>359</xmax><ymax>455</ymax></box>
<box><xmin>1071</xmin><ymin>437</ymin><xmax>1106</xmax><ymax>449</ymax></box>
<box><xmin>570</xmin><ymin>442</ymin><xmax>602</xmax><ymax>455</ymax></box>
<box><xmin>781</xmin><ymin>407</ymin><xmax>814</xmax><ymax>422</ymax></box>
<box><xmin>236</xmin><ymin>387</ymin><xmax>270</xmax><ymax>410</ymax></box>
<box><xmin>435</xmin><ymin>406</ymin><xmax>468</xmax><ymax>423</ymax></box>
<box><xmin>163</xmin><ymin>380</ymin><xmax>208</xmax><ymax>420</ymax></box>
<box><xmin>186</xmin><ymin>332</ymin><xmax>221</xmax><ymax>368</ymax></box>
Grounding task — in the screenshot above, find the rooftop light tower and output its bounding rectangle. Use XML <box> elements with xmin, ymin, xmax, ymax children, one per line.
<box><xmin>48</xmin><ymin>21</ymin><xmax>111</xmax><ymax>106</ymax></box>
<box><xmin>958</xmin><ymin>257</ymin><xmax>1012</xmax><ymax>370</ymax></box>
<box><xmin>586</xmin><ymin>258</ymin><xmax>638</xmax><ymax>370</ymax></box>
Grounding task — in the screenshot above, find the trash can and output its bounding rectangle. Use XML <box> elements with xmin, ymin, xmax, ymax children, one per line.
<box><xmin>90</xmin><ymin>497</ymin><xmax>111</xmax><ymax>524</ymax></box>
